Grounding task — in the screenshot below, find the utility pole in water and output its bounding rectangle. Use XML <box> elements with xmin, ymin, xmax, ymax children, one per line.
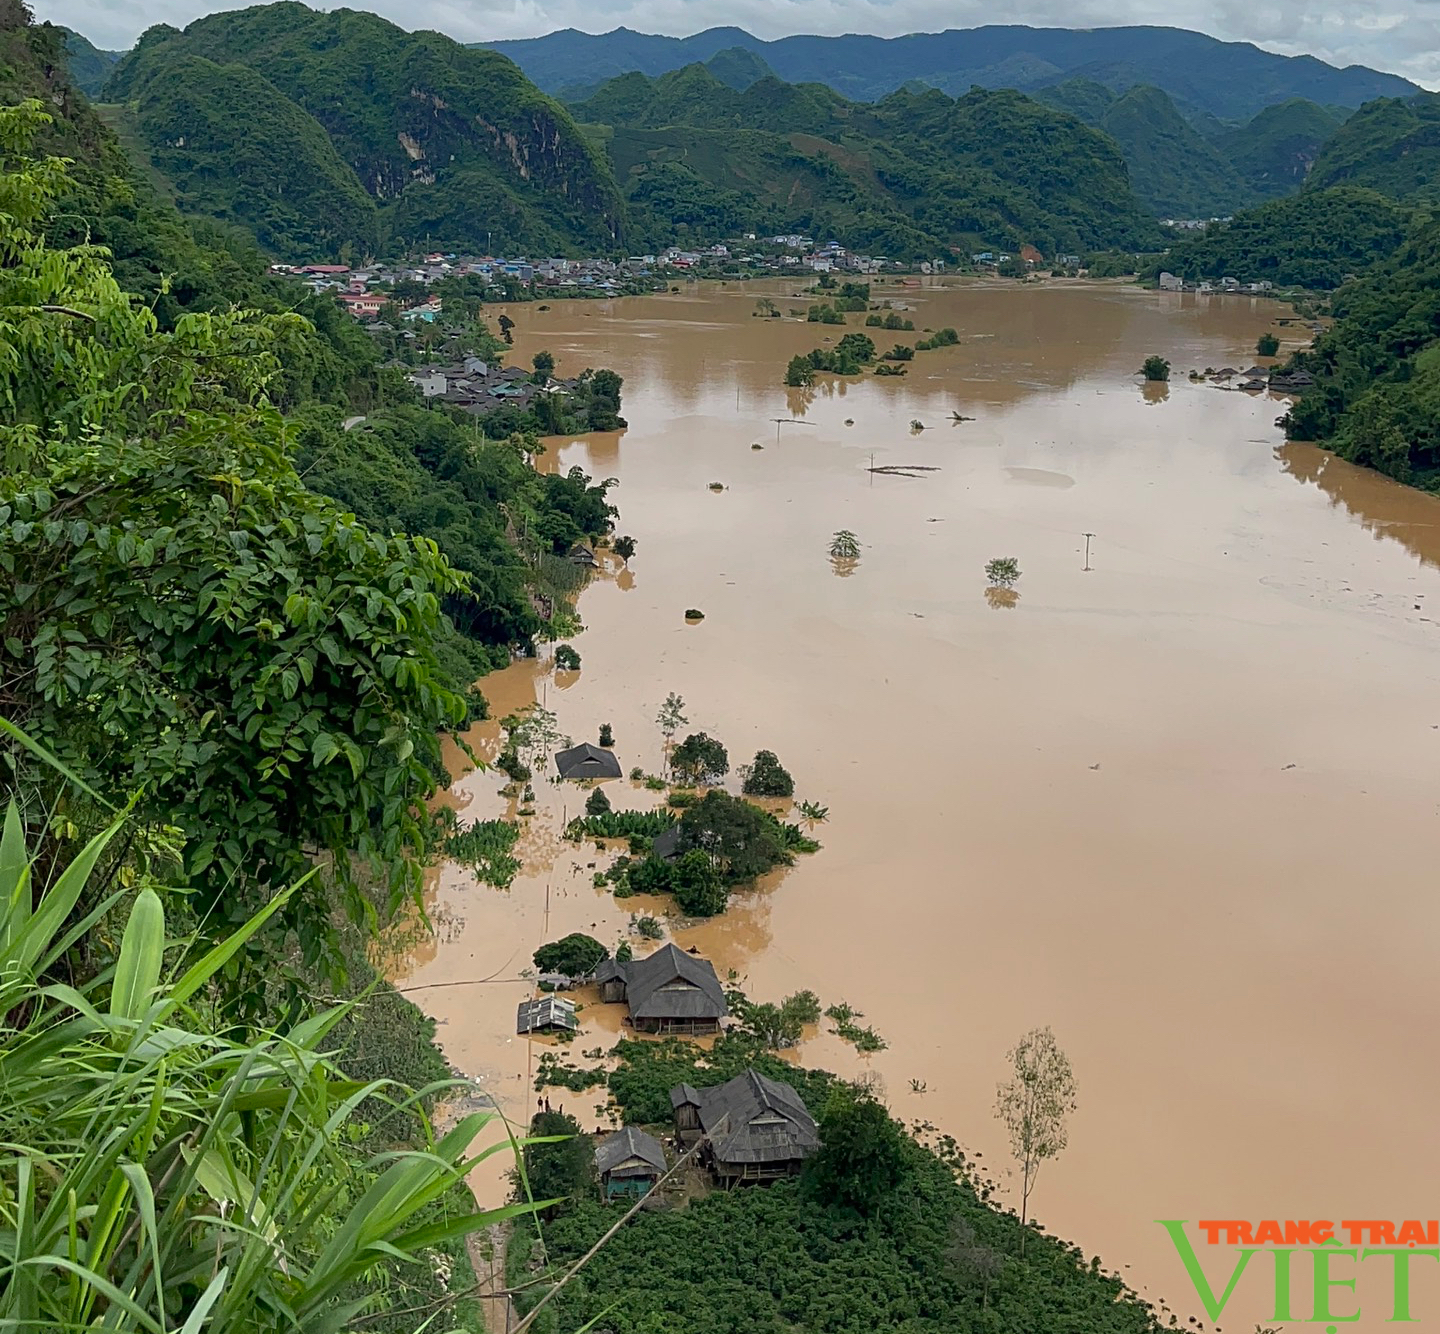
<box><xmin>1082</xmin><ymin>533</ymin><xmax>1094</xmax><ymax>571</ymax></box>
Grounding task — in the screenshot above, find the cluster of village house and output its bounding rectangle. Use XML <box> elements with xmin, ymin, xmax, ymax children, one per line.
<box><xmin>522</xmin><ymin>738</ymin><xmax>821</xmax><ymax>1199</ymax></box>
<box><xmin>519</xmin><ymin>941</ymin><xmax>821</xmax><ymax>1198</ymax></box>
<box><xmin>1157</xmin><ymin>271</ymin><xmax>1275</xmax><ymax>294</ymax></box>
<box><xmin>272</xmin><ymin>234</ymin><xmax>913</xmax><ymax>324</ymax></box>
<box><xmin>402</xmin><ymin>356</ymin><xmax>568</xmax><ymax>416</ymax></box>
<box><xmin>1201</xmin><ymin>363</ymin><xmax>1315</xmax><ymax>392</ymax></box>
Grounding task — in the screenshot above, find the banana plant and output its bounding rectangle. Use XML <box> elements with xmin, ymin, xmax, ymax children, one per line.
<box><xmin>0</xmin><ymin>799</ymin><xmax>546</xmax><ymax>1332</ymax></box>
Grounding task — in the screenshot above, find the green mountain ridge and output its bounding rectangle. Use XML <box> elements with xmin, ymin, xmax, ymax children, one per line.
<box><xmin>482</xmin><ymin>23</ymin><xmax>1419</xmax><ymax>122</ymax></box>
<box><xmin>59</xmin><ymin>25</ymin><xmax>120</xmax><ymax>96</ymax></box>
<box><xmin>1034</xmin><ymin>79</ymin><xmax>1249</xmax><ymax>217</ymax></box>
<box><xmin>703</xmin><ymin>45</ymin><xmax>775</xmax><ymax>90</ymax></box>
<box><xmin>1219</xmin><ymin>98</ymin><xmax>1344</xmax><ymax>199</ymax></box>
<box><xmin>119</xmin><ymin>53</ymin><xmax>381</xmax><ymax>259</ymax></box>
<box><xmin>572</xmin><ymin>63</ymin><xmax>1160</xmax><ymax>256</ymax></box>
<box><xmin>1306</xmin><ymin>92</ymin><xmax>1440</xmax><ymax>201</ymax></box>
<box><xmin>104</xmin><ymin>2</ymin><xmax>625</xmax><ymax>260</ymax></box>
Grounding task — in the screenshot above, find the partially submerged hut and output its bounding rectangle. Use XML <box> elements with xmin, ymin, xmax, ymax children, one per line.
<box><xmin>595</xmin><ymin>1126</ymin><xmax>667</xmax><ymax>1201</ymax></box>
<box><xmin>555</xmin><ymin>742</ymin><xmax>623</xmax><ymax>781</ymax></box>
<box><xmin>651</xmin><ymin>825</ymin><xmax>682</xmax><ymax>861</ymax></box>
<box><xmin>670</xmin><ymin>1069</ymin><xmax>820</xmax><ymax>1185</ymax></box>
<box><xmin>594</xmin><ymin>943</ymin><xmax>728</xmax><ymax>1034</ymax></box>
<box><xmin>516</xmin><ymin>995</ymin><xmax>578</xmax><ymax>1035</ymax></box>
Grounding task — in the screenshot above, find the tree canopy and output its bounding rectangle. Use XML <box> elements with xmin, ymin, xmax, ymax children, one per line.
<box><xmin>0</xmin><ymin>100</ymin><xmax>467</xmax><ymax>979</ymax></box>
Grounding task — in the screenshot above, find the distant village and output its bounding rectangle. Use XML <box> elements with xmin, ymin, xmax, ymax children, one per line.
<box><xmin>270</xmin><ymin>234</ymin><xmax>925</xmax><ymax>323</ymax></box>
<box><xmin>1156</xmin><ymin>270</ymin><xmax>1275</xmax><ymax>294</ymax></box>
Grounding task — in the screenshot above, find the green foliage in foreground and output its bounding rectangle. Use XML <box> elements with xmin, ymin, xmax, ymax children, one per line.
<box><xmin>0</xmin><ymin>791</ymin><xmax>521</xmax><ymax>1333</ymax></box>
<box><xmin>0</xmin><ymin>102</ymin><xmax>466</xmax><ymax>980</ymax></box>
<box><xmin>513</xmin><ymin>1036</ymin><xmax>1162</xmax><ymax>1334</ymax></box>
<box><xmin>294</xmin><ymin>407</ymin><xmax>616</xmax><ymax>668</ymax></box>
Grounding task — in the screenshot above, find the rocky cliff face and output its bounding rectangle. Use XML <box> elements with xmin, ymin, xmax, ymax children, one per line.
<box><xmin>106</xmin><ymin>3</ymin><xmax>625</xmax><ymax>254</ymax></box>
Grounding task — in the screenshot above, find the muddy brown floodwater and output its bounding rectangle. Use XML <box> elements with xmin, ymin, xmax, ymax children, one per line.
<box><xmin>390</xmin><ymin>279</ymin><xmax>1440</xmax><ymax>1331</ymax></box>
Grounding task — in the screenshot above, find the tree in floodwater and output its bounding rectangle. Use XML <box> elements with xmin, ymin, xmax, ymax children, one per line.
<box><xmin>994</xmin><ymin>1026</ymin><xmax>1077</xmax><ymax>1255</ymax></box>
<box><xmin>785</xmin><ymin>355</ymin><xmax>814</xmax><ymax>387</ymax></box>
<box><xmin>613</xmin><ymin>534</ymin><xmax>636</xmax><ymax>564</ymax></box>
<box><xmin>1257</xmin><ymin>332</ymin><xmax>1280</xmax><ymax>356</ymax></box>
<box><xmin>656</xmin><ymin>692</ymin><xmax>688</xmax><ymax>744</ymax></box>
<box><xmin>671</xmin><ymin>732</ymin><xmax>729</xmax><ymax>785</ymax></box>
<box><xmin>830</xmin><ymin>530</ymin><xmax>861</xmax><ymax>560</ymax></box>
<box><xmin>1141</xmin><ymin>355</ymin><xmax>1170</xmax><ymax>381</ymax></box>
<box><xmin>985</xmin><ymin>557</ymin><xmax>1021</xmax><ymax>588</ymax></box>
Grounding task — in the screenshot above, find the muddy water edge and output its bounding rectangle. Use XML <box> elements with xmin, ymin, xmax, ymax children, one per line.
<box><xmin>389</xmin><ymin>278</ymin><xmax>1440</xmax><ymax>1331</ymax></box>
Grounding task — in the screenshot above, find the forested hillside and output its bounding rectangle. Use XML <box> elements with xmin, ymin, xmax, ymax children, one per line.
<box><xmin>104</xmin><ymin>1</ymin><xmax>625</xmax><ymax>258</ymax></box>
<box><xmin>59</xmin><ymin>25</ymin><xmax>118</xmax><ymax>95</ymax></box>
<box><xmin>1306</xmin><ymin>92</ymin><xmax>1440</xmax><ymax>202</ymax></box>
<box><xmin>2</xmin><ymin>0</ymin><xmax>620</xmax><ymax>919</ymax></box>
<box><xmin>1221</xmin><ymin>98</ymin><xmax>1344</xmax><ymax>199</ymax></box>
<box><xmin>1035</xmin><ymin>79</ymin><xmax>1248</xmax><ymax>216</ymax></box>
<box><xmin>485</xmin><ymin>23</ymin><xmax>1417</xmax><ymax>120</ymax></box>
<box><xmin>573</xmin><ymin>64</ymin><xmax>1160</xmax><ymax>256</ymax></box>
<box><xmin>1146</xmin><ymin>187</ymin><xmax>1411</xmax><ymax>288</ymax></box>
<box><xmin>1284</xmin><ymin>215</ymin><xmax>1440</xmax><ymax>488</ymax></box>
<box><xmin>121</xmin><ymin>53</ymin><xmax>381</xmax><ymax>259</ymax></box>
<box><xmin>0</xmin><ymin>1</ymin><xmax>576</xmax><ymax>1322</ymax></box>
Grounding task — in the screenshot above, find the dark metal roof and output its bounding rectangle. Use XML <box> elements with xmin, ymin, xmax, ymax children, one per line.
<box><xmin>516</xmin><ymin>996</ymin><xmax>577</xmax><ymax>1034</ymax></box>
<box><xmin>555</xmin><ymin>743</ymin><xmax>623</xmax><ymax>781</ymax></box>
<box><xmin>595</xmin><ymin>1126</ymin><xmax>667</xmax><ymax>1177</ymax></box>
<box><xmin>623</xmin><ymin>943</ymin><xmax>728</xmax><ymax>1022</ymax></box>
<box><xmin>652</xmin><ymin>825</ymin><xmax>682</xmax><ymax>860</ymax></box>
<box><xmin>594</xmin><ymin>958</ymin><xmax>626</xmax><ymax>985</ymax></box>
<box><xmin>676</xmin><ymin>1070</ymin><xmax>820</xmax><ymax>1165</ymax></box>
<box><xmin>671</xmin><ymin>1082</ymin><xmax>701</xmax><ymax>1109</ymax></box>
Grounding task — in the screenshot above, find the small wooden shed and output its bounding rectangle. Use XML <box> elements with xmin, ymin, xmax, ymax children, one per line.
<box><xmin>594</xmin><ymin>1126</ymin><xmax>667</xmax><ymax>1201</ymax></box>
<box><xmin>516</xmin><ymin>995</ymin><xmax>578</xmax><ymax>1035</ymax></box>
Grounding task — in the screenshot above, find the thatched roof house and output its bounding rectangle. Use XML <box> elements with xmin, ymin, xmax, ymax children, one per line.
<box><xmin>555</xmin><ymin>742</ymin><xmax>623</xmax><ymax>781</ymax></box>
<box><xmin>670</xmin><ymin>1069</ymin><xmax>820</xmax><ymax>1184</ymax></box>
<box><xmin>595</xmin><ymin>1126</ymin><xmax>667</xmax><ymax>1200</ymax></box>
<box><xmin>594</xmin><ymin>943</ymin><xmax>728</xmax><ymax>1034</ymax></box>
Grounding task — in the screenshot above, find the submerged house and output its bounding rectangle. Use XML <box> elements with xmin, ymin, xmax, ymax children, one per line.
<box><xmin>595</xmin><ymin>1126</ymin><xmax>667</xmax><ymax>1200</ymax></box>
<box><xmin>670</xmin><ymin>1070</ymin><xmax>820</xmax><ymax>1184</ymax></box>
<box><xmin>516</xmin><ymin>995</ymin><xmax>577</xmax><ymax>1035</ymax></box>
<box><xmin>555</xmin><ymin>742</ymin><xmax>623</xmax><ymax>781</ymax></box>
<box><xmin>594</xmin><ymin>942</ymin><xmax>728</xmax><ymax>1034</ymax></box>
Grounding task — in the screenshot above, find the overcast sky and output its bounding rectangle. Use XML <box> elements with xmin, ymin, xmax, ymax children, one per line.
<box><xmin>36</xmin><ymin>0</ymin><xmax>1440</xmax><ymax>87</ymax></box>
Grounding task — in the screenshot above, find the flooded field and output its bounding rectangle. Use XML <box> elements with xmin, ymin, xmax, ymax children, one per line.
<box><xmin>392</xmin><ymin>279</ymin><xmax>1440</xmax><ymax>1329</ymax></box>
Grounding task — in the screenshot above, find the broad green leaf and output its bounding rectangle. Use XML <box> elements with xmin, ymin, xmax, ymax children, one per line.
<box><xmin>110</xmin><ymin>887</ymin><xmax>164</xmax><ymax>1022</ymax></box>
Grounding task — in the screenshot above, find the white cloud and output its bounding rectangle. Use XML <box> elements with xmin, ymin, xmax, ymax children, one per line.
<box><xmin>35</xmin><ymin>0</ymin><xmax>1440</xmax><ymax>86</ymax></box>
